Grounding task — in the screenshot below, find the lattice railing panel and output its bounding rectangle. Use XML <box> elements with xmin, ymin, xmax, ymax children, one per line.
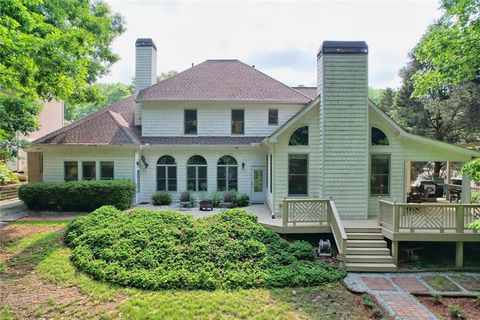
<box><xmin>286</xmin><ymin>200</ymin><xmax>328</xmax><ymax>224</ymax></box>
<box><xmin>400</xmin><ymin>206</ymin><xmax>456</xmax><ymax>230</ymax></box>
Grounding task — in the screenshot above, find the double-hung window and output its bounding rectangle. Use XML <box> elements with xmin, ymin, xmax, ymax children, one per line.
<box><xmin>184</xmin><ymin>110</ymin><xmax>197</xmax><ymax>135</ymax></box>
<box><xmin>100</xmin><ymin>161</ymin><xmax>114</xmax><ymax>180</ymax></box>
<box><xmin>288</xmin><ymin>154</ymin><xmax>308</xmax><ymax>196</ymax></box>
<box><xmin>82</xmin><ymin>161</ymin><xmax>96</xmax><ymax>180</ymax></box>
<box><xmin>370</xmin><ymin>154</ymin><xmax>390</xmax><ymax>196</ymax></box>
<box><xmin>268</xmin><ymin>109</ymin><xmax>278</xmax><ymax>125</ymax></box>
<box><xmin>231</xmin><ymin>109</ymin><xmax>244</xmax><ymax>134</ymax></box>
<box><xmin>64</xmin><ymin>161</ymin><xmax>78</xmax><ymax>182</ymax></box>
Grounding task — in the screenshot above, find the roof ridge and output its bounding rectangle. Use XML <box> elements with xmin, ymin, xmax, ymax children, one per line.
<box><xmin>234</xmin><ymin>60</ymin><xmax>312</xmax><ymax>101</ymax></box>
<box><xmin>107</xmin><ymin>110</ymin><xmax>139</xmax><ymax>144</ymax></box>
<box><xmin>33</xmin><ymin>95</ymin><xmax>134</xmax><ymax>144</ymax></box>
<box><xmin>136</xmin><ymin>61</ymin><xmax>210</xmax><ymax>100</ymax></box>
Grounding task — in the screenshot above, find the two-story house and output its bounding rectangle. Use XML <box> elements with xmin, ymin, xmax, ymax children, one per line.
<box><xmin>28</xmin><ymin>38</ymin><xmax>480</xmax><ymax>271</ymax></box>
<box><xmin>28</xmin><ymin>38</ymin><xmax>478</xmax><ymax>219</ymax></box>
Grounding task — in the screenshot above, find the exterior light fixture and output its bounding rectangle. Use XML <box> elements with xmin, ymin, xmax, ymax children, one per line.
<box><xmin>241</xmin><ymin>162</ymin><xmax>245</xmax><ymax>170</ymax></box>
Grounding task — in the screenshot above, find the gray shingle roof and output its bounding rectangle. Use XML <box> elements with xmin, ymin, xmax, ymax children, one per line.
<box><xmin>33</xmin><ymin>96</ymin><xmax>138</xmax><ymax>145</ymax></box>
<box><xmin>33</xmin><ymin>60</ymin><xmax>315</xmax><ymax>146</ymax></box>
<box><xmin>137</xmin><ymin>60</ymin><xmax>312</xmax><ymax>103</ymax></box>
<box><xmin>292</xmin><ymin>87</ymin><xmax>317</xmax><ymax>100</ymax></box>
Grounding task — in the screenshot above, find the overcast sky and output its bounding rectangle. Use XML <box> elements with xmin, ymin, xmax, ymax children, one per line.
<box><xmin>101</xmin><ymin>0</ymin><xmax>442</xmax><ymax>89</ymax></box>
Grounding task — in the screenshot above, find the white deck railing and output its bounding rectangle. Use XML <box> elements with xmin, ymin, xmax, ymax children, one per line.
<box><xmin>282</xmin><ymin>198</ymin><xmax>347</xmax><ymax>256</ymax></box>
<box><xmin>378</xmin><ymin>199</ymin><xmax>480</xmax><ymax>233</ymax></box>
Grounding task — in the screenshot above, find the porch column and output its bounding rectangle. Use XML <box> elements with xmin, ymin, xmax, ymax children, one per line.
<box><xmin>461</xmin><ymin>172</ymin><xmax>471</xmax><ymax>204</ymax></box>
<box><xmin>405</xmin><ymin>161</ymin><xmax>412</xmax><ymax>194</ymax></box>
<box><xmin>446</xmin><ymin>161</ymin><xmax>451</xmax><ymax>200</ymax></box>
<box><xmin>455</xmin><ymin>241</ymin><xmax>464</xmax><ymax>267</ymax></box>
<box><xmin>391</xmin><ymin>241</ymin><xmax>399</xmax><ymax>266</ymax></box>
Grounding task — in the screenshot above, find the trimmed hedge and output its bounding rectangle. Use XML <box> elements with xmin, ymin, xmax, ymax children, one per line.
<box><xmin>66</xmin><ymin>206</ymin><xmax>346</xmax><ymax>290</ymax></box>
<box><xmin>19</xmin><ymin>180</ymin><xmax>135</xmax><ymax>211</ymax></box>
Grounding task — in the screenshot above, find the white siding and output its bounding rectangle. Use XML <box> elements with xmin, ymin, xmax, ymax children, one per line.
<box><xmin>42</xmin><ymin>147</ymin><xmax>135</xmax><ymax>182</ymax></box>
<box><xmin>141</xmin><ymin>101</ymin><xmax>304</xmax><ymax>137</ymax></box>
<box><xmin>139</xmin><ymin>146</ymin><xmax>266</xmax><ymax>203</ymax></box>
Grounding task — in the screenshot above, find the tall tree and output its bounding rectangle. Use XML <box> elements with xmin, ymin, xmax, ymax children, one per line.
<box><xmin>413</xmin><ymin>0</ymin><xmax>480</xmax><ymax>96</ymax></box>
<box><xmin>368</xmin><ymin>87</ymin><xmax>384</xmax><ymax>105</ymax></box>
<box><xmin>0</xmin><ymin>0</ymin><xmax>125</xmax><ymax>157</ymax></box>
<box><xmin>65</xmin><ymin>83</ymin><xmax>134</xmax><ymax>122</ymax></box>
<box><xmin>378</xmin><ymin>88</ymin><xmax>395</xmax><ymax>113</ymax></box>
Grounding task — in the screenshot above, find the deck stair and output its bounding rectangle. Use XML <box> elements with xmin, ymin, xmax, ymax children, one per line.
<box><xmin>344</xmin><ymin>227</ymin><xmax>397</xmax><ymax>272</ymax></box>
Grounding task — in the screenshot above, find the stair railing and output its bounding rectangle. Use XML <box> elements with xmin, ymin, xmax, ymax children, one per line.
<box><xmin>327</xmin><ymin>199</ymin><xmax>348</xmax><ymax>262</ymax></box>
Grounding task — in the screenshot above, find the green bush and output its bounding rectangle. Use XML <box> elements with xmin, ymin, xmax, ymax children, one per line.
<box><xmin>233</xmin><ymin>193</ymin><xmax>250</xmax><ymax>207</ymax></box>
<box><xmin>66</xmin><ymin>207</ymin><xmax>346</xmax><ymax>290</ymax></box>
<box><xmin>151</xmin><ymin>191</ymin><xmax>172</xmax><ymax>205</ymax></box>
<box><xmin>18</xmin><ymin>180</ymin><xmax>135</xmax><ymax>211</ymax></box>
<box><xmin>0</xmin><ymin>161</ymin><xmax>19</xmax><ymax>186</ymax></box>
<box><xmin>471</xmin><ymin>191</ymin><xmax>480</xmax><ymax>203</ymax></box>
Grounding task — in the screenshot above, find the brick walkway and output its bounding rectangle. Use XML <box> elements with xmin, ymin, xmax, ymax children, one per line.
<box><xmin>344</xmin><ymin>272</ymin><xmax>480</xmax><ymax>320</ymax></box>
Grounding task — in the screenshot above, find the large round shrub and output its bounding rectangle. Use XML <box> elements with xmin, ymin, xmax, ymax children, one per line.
<box><xmin>66</xmin><ymin>206</ymin><xmax>346</xmax><ymax>290</ymax></box>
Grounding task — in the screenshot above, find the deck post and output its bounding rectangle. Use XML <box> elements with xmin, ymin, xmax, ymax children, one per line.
<box><xmin>461</xmin><ymin>173</ymin><xmax>471</xmax><ymax>204</ymax></box>
<box><xmin>282</xmin><ymin>198</ymin><xmax>288</xmax><ymax>227</ymax></box>
<box><xmin>455</xmin><ymin>241</ymin><xmax>464</xmax><ymax>267</ymax></box>
<box><xmin>393</xmin><ymin>200</ymin><xmax>400</xmax><ymax>233</ymax></box>
<box><xmin>455</xmin><ymin>205</ymin><xmax>464</xmax><ymax>233</ymax></box>
<box><xmin>391</xmin><ymin>240</ymin><xmax>399</xmax><ymax>266</ymax></box>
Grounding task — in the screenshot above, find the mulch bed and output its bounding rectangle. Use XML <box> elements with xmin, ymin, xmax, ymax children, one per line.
<box><xmin>418</xmin><ymin>296</ymin><xmax>480</xmax><ymax>320</ymax></box>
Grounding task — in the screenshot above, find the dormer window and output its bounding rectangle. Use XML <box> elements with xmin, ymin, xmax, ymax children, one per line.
<box><xmin>372</xmin><ymin>127</ymin><xmax>389</xmax><ymax>145</ymax></box>
<box><xmin>289</xmin><ymin>126</ymin><xmax>308</xmax><ymax>146</ymax></box>
<box><xmin>184</xmin><ymin>110</ymin><xmax>197</xmax><ymax>135</ymax></box>
<box><xmin>231</xmin><ymin>109</ymin><xmax>244</xmax><ymax>134</ymax></box>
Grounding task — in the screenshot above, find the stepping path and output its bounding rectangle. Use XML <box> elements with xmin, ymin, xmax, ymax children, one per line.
<box><xmin>343</xmin><ymin>272</ymin><xmax>480</xmax><ymax>320</ymax></box>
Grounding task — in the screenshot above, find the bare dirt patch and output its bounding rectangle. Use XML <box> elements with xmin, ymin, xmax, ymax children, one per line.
<box><xmin>1</xmin><ymin>224</ymin><xmax>124</xmax><ymax>319</ymax></box>
<box><xmin>0</xmin><ymin>225</ymin><xmax>63</xmax><ymax>262</ymax></box>
<box><xmin>418</xmin><ymin>296</ymin><xmax>480</xmax><ymax>320</ymax></box>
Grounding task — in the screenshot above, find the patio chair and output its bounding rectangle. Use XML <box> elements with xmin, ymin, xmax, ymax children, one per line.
<box><xmin>179</xmin><ymin>192</ymin><xmax>191</xmax><ymax>210</ymax></box>
<box><xmin>222</xmin><ymin>191</ymin><xmax>234</xmax><ymax>208</ymax></box>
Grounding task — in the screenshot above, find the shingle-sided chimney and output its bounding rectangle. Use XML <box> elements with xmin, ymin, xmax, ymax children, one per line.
<box><xmin>317</xmin><ymin>41</ymin><xmax>369</xmax><ymax>219</ymax></box>
<box><xmin>135</xmin><ymin>38</ymin><xmax>157</xmax><ymax>125</ymax></box>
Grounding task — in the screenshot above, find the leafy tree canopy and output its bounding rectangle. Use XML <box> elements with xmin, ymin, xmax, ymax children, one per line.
<box><xmin>413</xmin><ymin>0</ymin><xmax>480</xmax><ymax>96</ymax></box>
<box><xmin>157</xmin><ymin>70</ymin><xmax>178</xmax><ymax>83</ymax></box>
<box><xmin>0</xmin><ymin>0</ymin><xmax>125</xmax><ymax>156</ymax></box>
<box><xmin>65</xmin><ymin>83</ymin><xmax>133</xmax><ymax>122</ymax></box>
<box><xmin>461</xmin><ymin>158</ymin><xmax>480</xmax><ymax>183</ymax></box>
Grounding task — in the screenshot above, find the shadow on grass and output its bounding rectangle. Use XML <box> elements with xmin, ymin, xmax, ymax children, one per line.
<box><xmin>1</xmin><ymin>229</ymin><xmax>64</xmax><ymax>280</ymax></box>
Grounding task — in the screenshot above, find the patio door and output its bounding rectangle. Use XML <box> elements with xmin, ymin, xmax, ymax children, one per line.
<box><xmin>251</xmin><ymin>166</ymin><xmax>265</xmax><ymax>204</ymax></box>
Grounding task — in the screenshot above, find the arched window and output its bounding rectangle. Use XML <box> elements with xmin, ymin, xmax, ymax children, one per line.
<box><xmin>187</xmin><ymin>155</ymin><xmax>207</xmax><ymax>191</ymax></box>
<box><xmin>371</xmin><ymin>127</ymin><xmax>389</xmax><ymax>145</ymax></box>
<box><xmin>217</xmin><ymin>155</ymin><xmax>238</xmax><ymax>191</ymax></box>
<box><xmin>157</xmin><ymin>156</ymin><xmax>177</xmax><ymax>191</ymax></box>
<box><xmin>289</xmin><ymin>126</ymin><xmax>309</xmax><ymax>146</ymax></box>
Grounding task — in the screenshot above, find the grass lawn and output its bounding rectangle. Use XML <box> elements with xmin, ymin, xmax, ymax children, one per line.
<box><xmin>0</xmin><ymin>220</ymin><xmax>367</xmax><ymax>320</ymax></box>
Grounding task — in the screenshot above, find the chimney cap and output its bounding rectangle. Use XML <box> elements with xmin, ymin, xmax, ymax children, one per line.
<box><xmin>318</xmin><ymin>41</ymin><xmax>368</xmax><ymax>57</ymax></box>
<box><xmin>135</xmin><ymin>38</ymin><xmax>157</xmax><ymax>50</ymax></box>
